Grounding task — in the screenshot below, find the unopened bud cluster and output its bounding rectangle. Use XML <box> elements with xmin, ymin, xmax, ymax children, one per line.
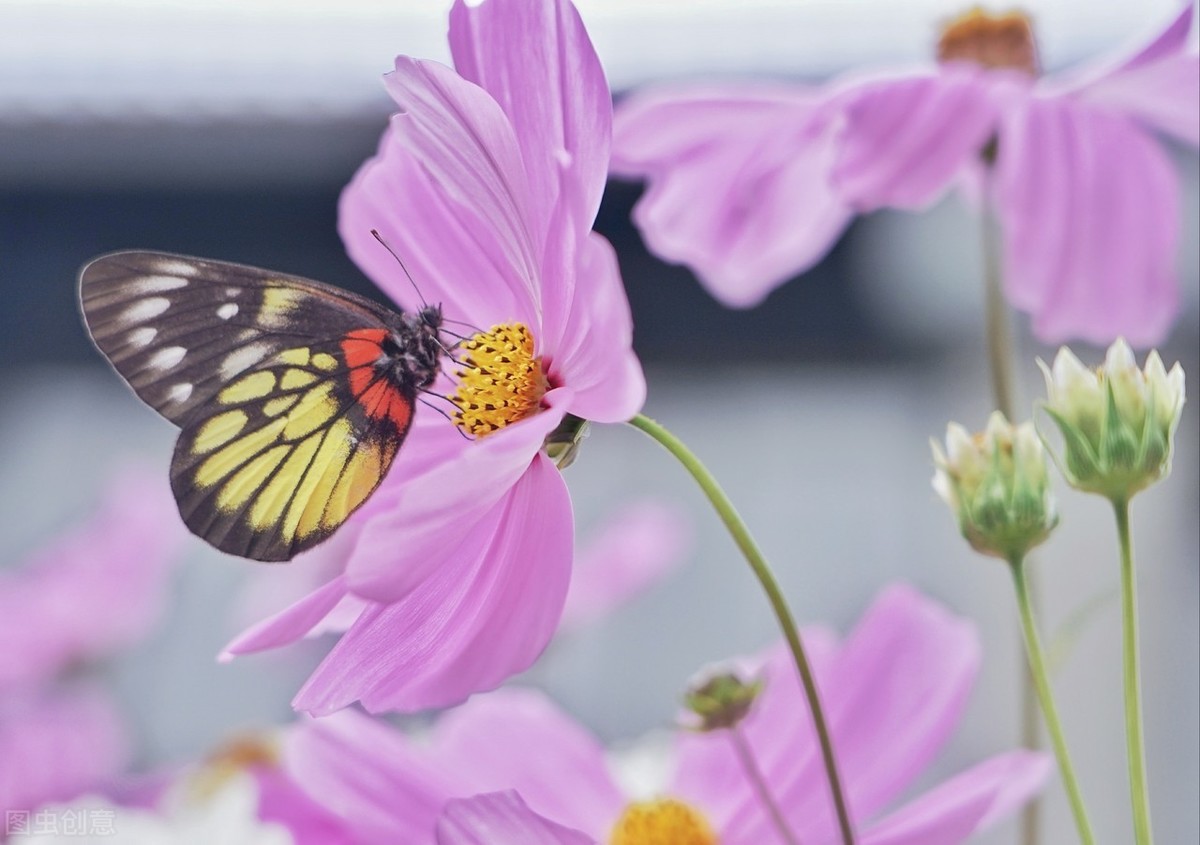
<box><xmin>932</xmin><ymin>411</ymin><xmax>1057</xmax><ymax>562</ymax></box>
<box><xmin>1038</xmin><ymin>339</ymin><xmax>1185</xmax><ymax>501</ymax></box>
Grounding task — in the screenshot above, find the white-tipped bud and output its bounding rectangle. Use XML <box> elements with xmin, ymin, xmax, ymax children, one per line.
<box><xmin>1038</xmin><ymin>339</ymin><xmax>1186</xmax><ymax>500</ymax></box>
<box><xmin>932</xmin><ymin>411</ymin><xmax>1058</xmax><ymax>562</ymax></box>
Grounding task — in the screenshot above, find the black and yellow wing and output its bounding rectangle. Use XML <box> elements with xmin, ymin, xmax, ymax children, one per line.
<box><xmin>80</xmin><ymin>251</ymin><xmax>421</xmax><ymax>561</ymax></box>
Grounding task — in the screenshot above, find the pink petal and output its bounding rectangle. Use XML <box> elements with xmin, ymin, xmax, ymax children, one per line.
<box><xmin>431</xmin><ymin>688</ymin><xmax>625</xmax><ymax>835</ymax></box>
<box><xmin>612</xmin><ymin>83</ymin><xmax>852</xmax><ymax>307</ymax></box>
<box><xmin>560</xmin><ymin>499</ymin><xmax>690</xmax><ymax>632</ymax></box>
<box><xmin>0</xmin><ymin>685</ymin><xmax>129</xmax><ymax>815</ymax></box>
<box><xmin>833</xmin><ymin>68</ymin><xmax>1007</xmax><ymax>211</ymax></box>
<box><xmin>283</xmin><ymin>711</ymin><xmax>454</xmax><ymax>845</ymax></box>
<box><xmin>994</xmin><ymin>93</ymin><xmax>1181</xmax><ymax>345</ymax></box>
<box><xmin>449</xmin><ymin>0</ymin><xmax>611</xmax><ymax>253</ymax></box>
<box><xmin>549</xmin><ymin>232</ymin><xmax>646</xmax><ymax>423</ymax></box>
<box><xmin>1057</xmin><ymin>5</ymin><xmax>1200</xmax><ymax>145</ymax></box>
<box><xmin>346</xmin><ymin>391</ymin><xmax>568</xmax><ymax>603</ymax></box>
<box><xmin>221</xmin><ymin>575</ymin><xmax>352</xmax><ymax>659</ymax></box>
<box><xmin>294</xmin><ymin>453</ymin><xmax>574</xmax><ymax>714</ymax></box>
<box><xmin>253</xmin><ymin>766</ymin><xmax>356</xmax><ymax>845</ymax></box>
<box><xmin>230</xmin><ymin>527</ymin><xmax>358</xmax><ymax>635</ymax></box>
<box><xmin>437</xmin><ymin>791</ymin><xmax>596</xmax><ymax>845</ymax></box>
<box><xmin>862</xmin><ymin>751</ymin><xmax>1051</xmax><ymax>845</ymax></box>
<box><xmin>1076</xmin><ymin>56</ymin><xmax>1200</xmax><ymax>147</ymax></box>
<box><xmin>340</xmin><ymin>58</ymin><xmax>539</xmax><ymax>332</ymax></box>
<box><xmin>0</xmin><ymin>467</ymin><xmax>183</xmax><ymax>690</ymax></box>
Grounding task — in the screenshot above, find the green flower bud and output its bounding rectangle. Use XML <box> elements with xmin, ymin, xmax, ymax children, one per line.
<box><xmin>683</xmin><ymin>669</ymin><xmax>763</xmax><ymax>732</ymax></box>
<box><xmin>1038</xmin><ymin>339</ymin><xmax>1186</xmax><ymax>501</ymax></box>
<box><xmin>932</xmin><ymin>411</ymin><xmax>1058</xmax><ymax>562</ymax></box>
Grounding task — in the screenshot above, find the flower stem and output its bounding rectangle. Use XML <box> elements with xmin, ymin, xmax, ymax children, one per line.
<box><xmin>628</xmin><ymin>413</ymin><xmax>856</xmax><ymax>845</ymax></box>
<box><xmin>979</xmin><ymin>183</ymin><xmax>1043</xmax><ymax>845</ymax></box>
<box><xmin>1009</xmin><ymin>557</ymin><xmax>1096</xmax><ymax>845</ymax></box>
<box><xmin>730</xmin><ymin>725</ymin><xmax>802</xmax><ymax>845</ymax></box>
<box><xmin>1112</xmin><ymin>497</ymin><xmax>1154</xmax><ymax>844</ymax></box>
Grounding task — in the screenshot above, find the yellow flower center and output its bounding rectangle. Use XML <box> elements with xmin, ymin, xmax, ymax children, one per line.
<box><xmin>450</xmin><ymin>323</ymin><xmax>548</xmax><ymax>437</ymax></box>
<box><xmin>937</xmin><ymin>7</ymin><xmax>1039</xmax><ymax>76</ymax></box>
<box><xmin>609</xmin><ymin>799</ymin><xmax>718</xmax><ymax>845</ymax></box>
<box><xmin>189</xmin><ymin>735</ymin><xmax>279</xmax><ymax>801</ymax></box>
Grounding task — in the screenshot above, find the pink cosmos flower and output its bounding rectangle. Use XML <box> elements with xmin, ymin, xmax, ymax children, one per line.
<box><xmin>0</xmin><ymin>468</ymin><xmax>182</xmax><ymax>691</ymax></box>
<box><xmin>224</xmin><ymin>0</ymin><xmax>644</xmax><ymax>714</ymax></box>
<box><xmin>612</xmin><ymin>5</ymin><xmax>1199</xmax><ymax>345</ymax></box>
<box><xmin>278</xmin><ymin>585</ymin><xmax>1050</xmax><ymax>844</ymax></box>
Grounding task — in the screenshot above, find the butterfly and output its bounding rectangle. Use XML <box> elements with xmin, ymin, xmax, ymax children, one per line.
<box><xmin>79</xmin><ymin>250</ymin><xmax>447</xmax><ymax>562</ymax></box>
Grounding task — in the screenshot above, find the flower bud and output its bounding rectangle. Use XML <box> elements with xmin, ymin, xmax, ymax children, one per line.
<box><xmin>683</xmin><ymin>669</ymin><xmax>763</xmax><ymax>732</ymax></box>
<box><xmin>1038</xmin><ymin>339</ymin><xmax>1185</xmax><ymax>500</ymax></box>
<box><xmin>932</xmin><ymin>411</ymin><xmax>1058</xmax><ymax>562</ymax></box>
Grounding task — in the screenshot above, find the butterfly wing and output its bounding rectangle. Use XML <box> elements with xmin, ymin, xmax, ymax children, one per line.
<box><xmin>80</xmin><ymin>251</ymin><xmax>419</xmax><ymax>561</ymax></box>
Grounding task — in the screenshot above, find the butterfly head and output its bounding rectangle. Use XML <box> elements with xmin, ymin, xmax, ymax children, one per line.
<box><xmin>385</xmin><ymin>304</ymin><xmax>445</xmax><ymax>390</ymax></box>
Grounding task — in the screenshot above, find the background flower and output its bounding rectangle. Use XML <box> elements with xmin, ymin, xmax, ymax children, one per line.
<box><xmin>278</xmin><ymin>585</ymin><xmax>1049</xmax><ymax>844</ymax></box>
<box><xmin>612</xmin><ymin>5</ymin><xmax>1199</xmax><ymax>345</ymax></box>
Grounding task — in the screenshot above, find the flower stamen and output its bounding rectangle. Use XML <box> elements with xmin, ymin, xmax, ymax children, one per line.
<box><xmin>450</xmin><ymin>323</ymin><xmax>548</xmax><ymax>437</ymax></box>
<box><xmin>937</xmin><ymin>7</ymin><xmax>1040</xmax><ymax>76</ymax></box>
<box><xmin>609</xmin><ymin>798</ymin><xmax>717</xmax><ymax>845</ymax></box>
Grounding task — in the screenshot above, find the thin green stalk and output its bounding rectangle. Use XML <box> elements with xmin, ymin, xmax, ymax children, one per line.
<box><xmin>1010</xmin><ymin>558</ymin><xmax>1097</xmax><ymax>845</ymax></box>
<box><xmin>628</xmin><ymin>413</ymin><xmax>856</xmax><ymax>845</ymax></box>
<box><xmin>979</xmin><ymin>185</ymin><xmax>1043</xmax><ymax>845</ymax></box>
<box><xmin>730</xmin><ymin>726</ymin><xmax>802</xmax><ymax>845</ymax></box>
<box><xmin>1113</xmin><ymin>498</ymin><xmax>1154</xmax><ymax>844</ymax></box>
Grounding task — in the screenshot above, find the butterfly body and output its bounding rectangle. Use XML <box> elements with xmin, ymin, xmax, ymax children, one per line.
<box><xmin>79</xmin><ymin>251</ymin><xmax>445</xmax><ymax>562</ymax></box>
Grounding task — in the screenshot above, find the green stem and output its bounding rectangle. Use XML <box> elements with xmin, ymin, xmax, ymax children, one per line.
<box><xmin>730</xmin><ymin>725</ymin><xmax>802</xmax><ymax>845</ymax></box>
<box><xmin>1010</xmin><ymin>558</ymin><xmax>1097</xmax><ymax>845</ymax></box>
<box><xmin>981</xmin><ymin>199</ymin><xmax>1016</xmax><ymax>423</ymax></box>
<box><xmin>1113</xmin><ymin>498</ymin><xmax>1154</xmax><ymax>844</ymax></box>
<box><xmin>627</xmin><ymin>413</ymin><xmax>856</xmax><ymax>845</ymax></box>
<box><xmin>980</xmin><ymin>182</ymin><xmax>1043</xmax><ymax>845</ymax></box>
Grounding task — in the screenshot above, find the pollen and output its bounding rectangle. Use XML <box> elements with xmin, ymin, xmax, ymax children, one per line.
<box><xmin>450</xmin><ymin>323</ymin><xmax>548</xmax><ymax>437</ymax></box>
<box><xmin>609</xmin><ymin>799</ymin><xmax>718</xmax><ymax>845</ymax></box>
<box><xmin>937</xmin><ymin>7</ymin><xmax>1039</xmax><ymax>76</ymax></box>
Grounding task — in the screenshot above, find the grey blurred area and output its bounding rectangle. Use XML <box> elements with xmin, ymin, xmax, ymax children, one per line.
<box><xmin>1</xmin><ymin>2</ymin><xmax>1197</xmax><ymax>844</ymax></box>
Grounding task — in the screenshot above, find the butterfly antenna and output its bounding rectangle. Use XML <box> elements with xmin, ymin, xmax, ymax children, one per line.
<box><xmin>371</xmin><ymin>229</ymin><xmax>429</xmax><ymax>310</ymax></box>
<box><xmin>441</xmin><ymin>316</ymin><xmax>488</xmax><ymax>335</ymax></box>
<box><xmin>418</xmin><ymin>395</ymin><xmax>474</xmax><ymax>441</ymax></box>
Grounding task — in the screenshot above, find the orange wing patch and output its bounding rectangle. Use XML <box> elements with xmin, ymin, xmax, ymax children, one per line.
<box><xmin>342</xmin><ymin>329</ymin><xmax>412</xmax><ymax>431</ymax></box>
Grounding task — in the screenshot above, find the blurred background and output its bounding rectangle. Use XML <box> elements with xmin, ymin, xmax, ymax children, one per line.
<box><xmin>1</xmin><ymin>1</ymin><xmax>1196</xmax><ymax>842</ymax></box>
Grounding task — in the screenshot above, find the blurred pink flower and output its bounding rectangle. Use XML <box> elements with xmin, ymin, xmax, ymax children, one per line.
<box><xmin>612</xmin><ymin>5</ymin><xmax>1199</xmax><ymax>345</ymax></box>
<box><xmin>0</xmin><ymin>468</ymin><xmax>183</xmax><ymax>691</ymax></box>
<box><xmin>224</xmin><ymin>0</ymin><xmax>644</xmax><ymax>715</ymax></box>
<box><xmin>0</xmin><ymin>685</ymin><xmax>129</xmax><ymax>820</ymax></box>
<box><xmin>559</xmin><ymin>500</ymin><xmax>691</xmax><ymax>632</ymax></box>
<box><xmin>278</xmin><ymin>585</ymin><xmax>1049</xmax><ymax>844</ymax></box>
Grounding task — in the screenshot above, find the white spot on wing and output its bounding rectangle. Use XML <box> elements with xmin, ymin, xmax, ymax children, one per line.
<box><xmin>154</xmin><ymin>259</ymin><xmax>198</xmax><ymax>277</ymax></box>
<box><xmin>220</xmin><ymin>342</ymin><xmax>271</xmax><ymax>379</ymax></box>
<box><xmin>127</xmin><ymin>327</ymin><xmax>157</xmax><ymax>348</ymax></box>
<box><xmin>217</xmin><ymin>303</ymin><xmax>238</xmax><ymax>320</ymax></box>
<box><xmin>130</xmin><ymin>275</ymin><xmax>188</xmax><ymax>294</ymax></box>
<box><xmin>149</xmin><ymin>346</ymin><xmax>187</xmax><ymax>370</ymax></box>
<box><xmin>167</xmin><ymin>383</ymin><xmax>193</xmax><ymax>403</ymax></box>
<box><xmin>122</xmin><ymin>297</ymin><xmax>170</xmax><ymax>322</ymax></box>
<box><xmin>225</xmin><ymin>287</ymin><xmax>243</xmax><ymax>298</ymax></box>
